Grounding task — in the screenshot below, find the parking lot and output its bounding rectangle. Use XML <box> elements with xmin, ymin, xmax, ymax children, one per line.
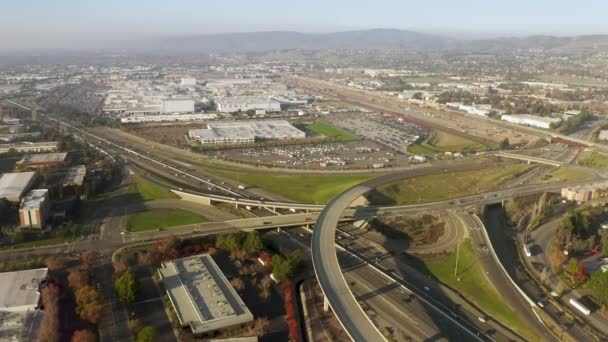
<box><xmin>327</xmin><ymin>113</ymin><xmax>427</xmax><ymax>154</ymax></box>
<box><xmin>208</xmin><ymin>139</ymin><xmax>412</xmax><ymax>169</ymax></box>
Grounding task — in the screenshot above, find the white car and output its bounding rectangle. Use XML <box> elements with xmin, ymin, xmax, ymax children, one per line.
<box><xmin>478</xmin><ymin>316</ymin><xmax>487</xmax><ymax>323</ymax></box>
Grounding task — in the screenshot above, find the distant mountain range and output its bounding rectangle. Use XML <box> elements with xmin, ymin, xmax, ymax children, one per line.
<box><xmin>117</xmin><ymin>29</ymin><xmax>608</xmax><ymax>54</ymax></box>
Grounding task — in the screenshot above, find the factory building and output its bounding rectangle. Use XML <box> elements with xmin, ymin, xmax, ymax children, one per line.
<box><xmin>121</xmin><ymin>113</ymin><xmax>217</xmax><ymax>124</ymax></box>
<box><xmin>501</xmin><ymin>114</ymin><xmax>562</xmax><ymax>129</ymax></box>
<box><xmin>189</xmin><ymin>120</ymin><xmax>306</xmax><ymax>145</ymax></box>
<box><xmin>161</xmin><ymin>99</ymin><xmax>195</xmax><ymax>113</ymax></box>
<box><xmin>215</xmin><ymin>96</ymin><xmax>281</xmax><ymax>113</ymax></box>
<box><xmin>19</xmin><ymin>189</ymin><xmax>49</xmax><ymax>229</ymax></box>
<box><xmin>158</xmin><ymin>254</ymin><xmax>254</xmax><ymax>335</ymax></box>
<box><xmin>0</xmin><ymin>172</ymin><xmax>36</xmax><ymax>203</ymax></box>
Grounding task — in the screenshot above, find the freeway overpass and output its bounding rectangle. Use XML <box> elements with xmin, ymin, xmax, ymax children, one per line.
<box><xmin>495</xmin><ymin>152</ymin><xmax>563</xmax><ymax>167</ymax></box>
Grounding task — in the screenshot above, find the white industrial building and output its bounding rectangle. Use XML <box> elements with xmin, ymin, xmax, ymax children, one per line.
<box><xmin>181</xmin><ymin>77</ymin><xmax>197</xmax><ymax>86</ymax></box>
<box><xmin>501</xmin><ymin>114</ymin><xmax>562</xmax><ymax>129</ymax></box>
<box><xmin>0</xmin><ymin>268</ymin><xmax>48</xmax><ymax>342</ymax></box>
<box><xmin>189</xmin><ymin>120</ymin><xmax>306</xmax><ymax>145</ymax></box>
<box><xmin>0</xmin><ymin>141</ymin><xmax>58</xmax><ymax>154</ymax></box>
<box><xmin>158</xmin><ymin>254</ymin><xmax>253</xmax><ymax>335</ymax></box>
<box><xmin>215</xmin><ymin>96</ymin><xmax>281</xmax><ymax>113</ymax></box>
<box><xmin>121</xmin><ymin>113</ymin><xmax>217</xmax><ymax>124</ymax></box>
<box><xmin>161</xmin><ymin>99</ymin><xmax>195</xmax><ymax>113</ymax></box>
<box><xmin>0</xmin><ymin>172</ymin><xmax>36</xmax><ymax>203</ymax></box>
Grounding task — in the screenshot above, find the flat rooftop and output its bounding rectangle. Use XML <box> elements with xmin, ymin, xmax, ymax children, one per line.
<box><xmin>0</xmin><ymin>268</ymin><xmax>48</xmax><ymax>310</ymax></box>
<box><xmin>63</xmin><ymin>165</ymin><xmax>86</xmax><ymax>186</ymax></box>
<box><xmin>159</xmin><ymin>254</ymin><xmax>253</xmax><ymax>334</ymax></box>
<box><xmin>20</xmin><ymin>189</ymin><xmax>48</xmax><ymax>210</ymax></box>
<box><xmin>18</xmin><ymin>152</ymin><xmax>67</xmax><ymax>164</ymax></box>
<box><xmin>0</xmin><ymin>172</ymin><xmax>36</xmax><ymax>200</ymax></box>
<box><xmin>190</xmin><ymin>120</ymin><xmax>305</xmax><ymax>141</ymax></box>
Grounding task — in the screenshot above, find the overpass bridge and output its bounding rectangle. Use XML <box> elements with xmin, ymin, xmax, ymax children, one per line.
<box><xmin>495</xmin><ymin>152</ymin><xmax>563</xmax><ymax>167</ymax></box>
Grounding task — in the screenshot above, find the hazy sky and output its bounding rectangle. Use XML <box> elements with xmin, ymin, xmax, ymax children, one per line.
<box><xmin>1</xmin><ymin>0</ymin><xmax>605</xmax><ymax>49</ymax></box>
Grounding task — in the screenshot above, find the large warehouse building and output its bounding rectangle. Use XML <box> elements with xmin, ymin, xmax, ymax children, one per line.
<box><xmin>17</xmin><ymin>152</ymin><xmax>67</xmax><ymax>168</ymax></box>
<box><xmin>0</xmin><ymin>172</ymin><xmax>36</xmax><ymax>203</ymax></box>
<box><xmin>158</xmin><ymin>254</ymin><xmax>253</xmax><ymax>335</ymax></box>
<box><xmin>501</xmin><ymin>114</ymin><xmax>562</xmax><ymax>129</ymax></box>
<box><xmin>161</xmin><ymin>99</ymin><xmax>195</xmax><ymax>113</ymax></box>
<box><xmin>215</xmin><ymin>96</ymin><xmax>281</xmax><ymax>113</ymax></box>
<box><xmin>189</xmin><ymin>120</ymin><xmax>306</xmax><ymax>145</ymax></box>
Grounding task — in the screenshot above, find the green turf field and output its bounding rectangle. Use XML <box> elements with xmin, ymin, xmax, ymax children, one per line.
<box><xmin>131</xmin><ymin>175</ymin><xmax>177</xmax><ymax>201</ymax></box>
<box><xmin>127</xmin><ymin>208</ymin><xmax>208</xmax><ymax>232</ymax></box>
<box><xmin>305</xmin><ymin>122</ymin><xmax>360</xmax><ymax>142</ymax></box>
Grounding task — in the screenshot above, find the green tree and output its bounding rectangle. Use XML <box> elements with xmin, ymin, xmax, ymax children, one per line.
<box><xmin>589</xmin><ymin>271</ymin><xmax>608</xmax><ymax>310</ymax></box>
<box><xmin>498</xmin><ymin>138</ymin><xmax>510</xmax><ymax>149</ymax></box>
<box><xmin>271</xmin><ymin>254</ymin><xmax>293</xmax><ymax>282</ymax></box>
<box><xmin>136</xmin><ymin>326</ymin><xmax>156</xmax><ymax>342</ymax></box>
<box><xmin>603</xmin><ymin>237</ymin><xmax>608</xmax><ymax>257</ymax></box>
<box><xmin>216</xmin><ymin>233</ymin><xmax>243</xmax><ymax>253</ymax></box>
<box><xmin>243</xmin><ymin>231</ymin><xmax>264</xmax><ymax>256</ymax></box>
<box><xmin>115</xmin><ymin>270</ymin><xmax>137</xmax><ymax>303</ymax></box>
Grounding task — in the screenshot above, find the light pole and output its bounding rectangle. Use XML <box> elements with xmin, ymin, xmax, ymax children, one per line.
<box><xmin>454</xmin><ymin>237</ymin><xmax>462</xmax><ymax>278</ymax></box>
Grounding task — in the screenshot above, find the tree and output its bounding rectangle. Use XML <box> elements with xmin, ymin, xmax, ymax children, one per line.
<box><xmin>80</xmin><ymin>251</ymin><xmax>95</xmax><ymax>269</ymax></box>
<box><xmin>38</xmin><ymin>283</ymin><xmax>61</xmax><ymax>342</ymax></box>
<box><xmin>115</xmin><ymin>270</ymin><xmax>137</xmax><ymax>303</ymax></box>
<box><xmin>498</xmin><ymin>138</ymin><xmax>510</xmax><ymax>149</ymax></box>
<box><xmin>75</xmin><ymin>286</ymin><xmax>104</xmax><ymax>324</ymax></box>
<box><xmin>589</xmin><ymin>271</ymin><xmax>608</xmax><ymax>310</ymax></box>
<box><xmin>45</xmin><ymin>257</ymin><xmax>67</xmax><ymax>271</ymax></box>
<box><xmin>243</xmin><ymin>231</ymin><xmax>264</xmax><ymax>257</ymax></box>
<box><xmin>216</xmin><ymin>233</ymin><xmax>243</xmax><ymax>253</ymax></box>
<box><xmin>71</xmin><ymin>329</ymin><xmax>97</xmax><ymax>342</ymax></box>
<box><xmin>136</xmin><ymin>326</ymin><xmax>156</xmax><ymax>342</ymax></box>
<box><xmin>602</xmin><ymin>237</ymin><xmax>608</xmax><ymax>256</ymax></box>
<box><xmin>272</xmin><ymin>255</ymin><xmax>293</xmax><ymax>282</ymax></box>
<box><xmin>230</xmin><ymin>278</ymin><xmax>246</xmax><ymax>292</ymax></box>
<box><xmin>68</xmin><ymin>269</ymin><xmax>90</xmax><ymax>290</ymax></box>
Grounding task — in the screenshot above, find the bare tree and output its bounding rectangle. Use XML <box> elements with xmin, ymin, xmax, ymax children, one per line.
<box><xmin>230</xmin><ymin>278</ymin><xmax>245</xmax><ymax>292</ymax></box>
<box><xmin>68</xmin><ymin>270</ymin><xmax>89</xmax><ymax>290</ymax></box>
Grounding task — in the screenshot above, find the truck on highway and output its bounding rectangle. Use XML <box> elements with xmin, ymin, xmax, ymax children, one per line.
<box><xmin>523</xmin><ymin>244</ymin><xmax>532</xmax><ymax>257</ymax></box>
<box><xmin>569</xmin><ymin>298</ymin><xmax>591</xmax><ymax>315</ymax></box>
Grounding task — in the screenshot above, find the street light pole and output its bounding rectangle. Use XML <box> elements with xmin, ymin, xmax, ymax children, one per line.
<box><xmin>454</xmin><ymin>238</ymin><xmax>462</xmax><ymax>277</ymax></box>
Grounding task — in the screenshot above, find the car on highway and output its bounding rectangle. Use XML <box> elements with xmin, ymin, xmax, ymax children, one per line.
<box><xmin>478</xmin><ymin>316</ymin><xmax>487</xmax><ymax>323</ymax></box>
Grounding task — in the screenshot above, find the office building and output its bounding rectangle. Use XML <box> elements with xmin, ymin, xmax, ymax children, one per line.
<box><xmin>561</xmin><ymin>182</ymin><xmax>608</xmax><ymax>202</ymax></box>
<box><xmin>0</xmin><ymin>172</ymin><xmax>36</xmax><ymax>203</ymax></box>
<box><xmin>19</xmin><ymin>189</ymin><xmax>50</xmax><ymax>229</ymax></box>
<box><xmin>158</xmin><ymin>254</ymin><xmax>254</xmax><ymax>335</ymax></box>
<box><xmin>63</xmin><ymin>165</ymin><xmax>86</xmax><ymax>187</ymax></box>
<box><xmin>120</xmin><ymin>113</ymin><xmax>217</xmax><ymax>124</ymax></box>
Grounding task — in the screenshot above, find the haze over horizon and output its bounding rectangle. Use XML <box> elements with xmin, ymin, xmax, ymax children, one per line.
<box><xmin>2</xmin><ymin>0</ymin><xmax>607</xmax><ymax>50</ymax></box>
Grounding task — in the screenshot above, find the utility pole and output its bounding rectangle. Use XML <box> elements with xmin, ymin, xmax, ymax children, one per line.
<box><xmin>454</xmin><ymin>238</ymin><xmax>462</xmax><ymax>278</ymax></box>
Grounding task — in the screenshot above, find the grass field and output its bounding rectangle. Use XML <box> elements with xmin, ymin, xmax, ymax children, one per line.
<box><xmin>305</xmin><ymin>122</ymin><xmax>360</xmax><ymax>142</ymax></box>
<box><xmin>211</xmin><ymin>169</ymin><xmax>374</xmax><ymax>204</ymax></box>
<box><xmin>538</xmin><ymin>166</ymin><xmax>594</xmax><ymax>184</ymax></box>
<box><xmin>408</xmin><ymin>240</ymin><xmax>539</xmax><ymax>341</ymax></box>
<box><xmin>127</xmin><ymin>208</ymin><xmax>208</xmax><ymax>232</ymax></box>
<box><xmin>131</xmin><ymin>175</ymin><xmax>177</xmax><ymax>201</ymax></box>
<box><xmin>408</xmin><ymin>130</ymin><xmax>487</xmax><ymax>155</ymax></box>
<box><xmin>578</xmin><ymin>152</ymin><xmax>608</xmax><ymax>168</ymax></box>
<box><xmin>373</xmin><ymin>164</ymin><xmax>532</xmax><ymax>205</ymax></box>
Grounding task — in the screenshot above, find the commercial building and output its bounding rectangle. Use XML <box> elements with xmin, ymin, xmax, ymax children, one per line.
<box><xmin>561</xmin><ymin>182</ymin><xmax>608</xmax><ymax>202</ymax></box>
<box><xmin>17</xmin><ymin>152</ymin><xmax>67</xmax><ymax>168</ymax></box>
<box><xmin>501</xmin><ymin>114</ymin><xmax>562</xmax><ymax>129</ymax></box>
<box><xmin>0</xmin><ymin>141</ymin><xmax>58</xmax><ymax>154</ymax></box>
<box><xmin>215</xmin><ymin>96</ymin><xmax>281</xmax><ymax>113</ymax></box>
<box><xmin>19</xmin><ymin>189</ymin><xmax>50</xmax><ymax>229</ymax></box>
<box><xmin>158</xmin><ymin>254</ymin><xmax>254</xmax><ymax>335</ymax></box>
<box><xmin>0</xmin><ymin>172</ymin><xmax>36</xmax><ymax>203</ymax></box>
<box><xmin>161</xmin><ymin>99</ymin><xmax>195</xmax><ymax>113</ymax></box>
<box><xmin>120</xmin><ymin>113</ymin><xmax>217</xmax><ymax>124</ymax></box>
<box><xmin>63</xmin><ymin>165</ymin><xmax>86</xmax><ymax>187</ymax></box>
<box><xmin>0</xmin><ymin>268</ymin><xmax>48</xmax><ymax>342</ymax></box>
<box><xmin>189</xmin><ymin>120</ymin><xmax>306</xmax><ymax>145</ymax></box>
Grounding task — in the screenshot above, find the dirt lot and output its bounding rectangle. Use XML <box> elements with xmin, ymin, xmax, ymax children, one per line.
<box><xmin>368</xmin><ymin>214</ymin><xmax>445</xmax><ymax>246</ymax></box>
